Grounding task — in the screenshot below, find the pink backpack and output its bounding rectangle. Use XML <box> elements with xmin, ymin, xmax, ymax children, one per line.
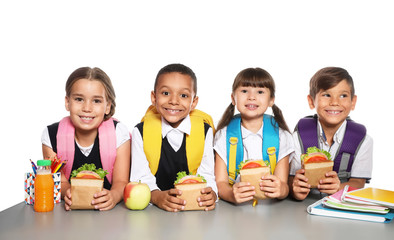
<box><xmin>57</xmin><ymin>117</ymin><xmax>117</xmax><ymax>183</ymax></box>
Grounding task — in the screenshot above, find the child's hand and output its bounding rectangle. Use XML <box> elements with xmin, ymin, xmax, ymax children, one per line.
<box><xmin>64</xmin><ymin>188</ymin><xmax>72</xmax><ymax>211</ymax></box>
<box><xmin>197</xmin><ymin>187</ymin><xmax>217</xmax><ymax>211</ymax></box>
<box><xmin>318</xmin><ymin>171</ymin><xmax>340</xmax><ymax>194</ymax></box>
<box><xmin>151</xmin><ymin>189</ymin><xmax>186</xmax><ymax>212</ymax></box>
<box><xmin>91</xmin><ymin>189</ymin><xmax>117</xmax><ymax>211</ymax></box>
<box><xmin>232</xmin><ymin>182</ymin><xmax>255</xmax><ymax>204</ymax></box>
<box><xmin>291</xmin><ymin>169</ymin><xmax>310</xmax><ymax>200</ymax></box>
<box><xmin>260</xmin><ymin>174</ymin><xmax>284</xmax><ymax>198</ymax></box>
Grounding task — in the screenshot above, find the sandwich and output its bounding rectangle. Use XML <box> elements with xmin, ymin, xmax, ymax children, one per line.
<box><xmin>174</xmin><ymin>171</ymin><xmax>207</xmax><ymax>211</ymax></box>
<box><xmin>301</xmin><ymin>147</ymin><xmax>334</xmax><ymax>188</ymax></box>
<box><xmin>70</xmin><ymin>163</ymin><xmax>108</xmax><ymax>209</ymax></box>
<box><xmin>238</xmin><ymin>160</ymin><xmax>270</xmax><ymax>200</ymax></box>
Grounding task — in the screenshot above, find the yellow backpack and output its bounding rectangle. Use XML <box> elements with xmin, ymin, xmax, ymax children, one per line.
<box><xmin>141</xmin><ymin>105</ymin><xmax>215</xmax><ymax>175</ymax></box>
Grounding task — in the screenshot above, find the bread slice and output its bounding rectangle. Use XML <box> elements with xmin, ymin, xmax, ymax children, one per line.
<box><xmin>240</xmin><ymin>166</ymin><xmax>270</xmax><ymax>199</ymax></box>
<box><xmin>175</xmin><ymin>182</ymin><xmax>207</xmax><ymax>211</ymax></box>
<box><xmin>303</xmin><ymin>161</ymin><xmax>334</xmax><ymax>188</ymax></box>
<box><xmin>70</xmin><ymin>178</ymin><xmax>104</xmax><ymax>209</ymax></box>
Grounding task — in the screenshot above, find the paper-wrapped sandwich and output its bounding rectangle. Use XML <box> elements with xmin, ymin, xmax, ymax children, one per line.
<box><xmin>301</xmin><ymin>147</ymin><xmax>333</xmax><ymax>188</ymax></box>
<box><xmin>239</xmin><ymin>160</ymin><xmax>271</xmax><ymax>200</ymax></box>
<box><xmin>174</xmin><ymin>171</ymin><xmax>207</xmax><ymax>211</ymax></box>
<box><xmin>70</xmin><ymin>163</ymin><xmax>108</xmax><ymax>209</ymax></box>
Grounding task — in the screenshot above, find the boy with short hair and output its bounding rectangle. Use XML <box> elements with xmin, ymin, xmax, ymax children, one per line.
<box><xmin>131</xmin><ymin>63</ymin><xmax>217</xmax><ymax>211</ymax></box>
<box><xmin>289</xmin><ymin>67</ymin><xmax>373</xmax><ymax>200</ymax></box>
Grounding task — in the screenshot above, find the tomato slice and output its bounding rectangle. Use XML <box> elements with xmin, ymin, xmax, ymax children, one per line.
<box><xmin>181</xmin><ymin>179</ymin><xmax>200</xmax><ymax>184</ymax></box>
<box><xmin>242</xmin><ymin>162</ymin><xmax>262</xmax><ymax>169</ymax></box>
<box><xmin>79</xmin><ymin>174</ymin><xmax>101</xmax><ymax>179</ymax></box>
<box><xmin>306</xmin><ymin>156</ymin><xmax>329</xmax><ymax>163</ymax></box>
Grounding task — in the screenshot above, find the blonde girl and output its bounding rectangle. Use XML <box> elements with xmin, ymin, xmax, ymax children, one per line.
<box><xmin>41</xmin><ymin>67</ymin><xmax>130</xmax><ymax>211</ymax></box>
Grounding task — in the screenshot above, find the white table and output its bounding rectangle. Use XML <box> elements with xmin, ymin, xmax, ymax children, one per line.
<box><xmin>1</xmin><ymin>196</ymin><xmax>393</xmax><ymax>240</ymax></box>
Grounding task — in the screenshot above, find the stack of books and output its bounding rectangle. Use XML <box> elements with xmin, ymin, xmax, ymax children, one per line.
<box><xmin>307</xmin><ymin>186</ymin><xmax>394</xmax><ymax>223</ymax></box>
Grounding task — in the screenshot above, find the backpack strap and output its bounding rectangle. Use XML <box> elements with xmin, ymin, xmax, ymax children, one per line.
<box><xmin>334</xmin><ymin>120</ymin><xmax>366</xmax><ymax>182</ymax></box>
<box><xmin>97</xmin><ymin>118</ymin><xmax>117</xmax><ymax>184</ymax></box>
<box><xmin>262</xmin><ymin>115</ymin><xmax>279</xmax><ymax>174</ymax></box>
<box><xmin>187</xmin><ymin>113</ymin><xmax>206</xmax><ymax>174</ymax></box>
<box><xmin>141</xmin><ymin>106</ymin><xmax>162</xmax><ymax>175</ymax></box>
<box><xmin>187</xmin><ymin>109</ymin><xmax>215</xmax><ymax>174</ymax></box>
<box><xmin>141</xmin><ymin>106</ymin><xmax>213</xmax><ymax>175</ymax></box>
<box><xmin>295</xmin><ymin>115</ymin><xmax>319</xmax><ymax>153</ymax></box>
<box><xmin>57</xmin><ymin>117</ymin><xmax>117</xmax><ymax>183</ymax></box>
<box><xmin>57</xmin><ymin>117</ymin><xmax>75</xmax><ymax>180</ymax></box>
<box><xmin>226</xmin><ymin>115</ymin><xmax>243</xmax><ymax>184</ymax></box>
<box><xmin>226</xmin><ymin>114</ymin><xmax>279</xmax><ymax>183</ymax></box>
<box><xmin>296</xmin><ymin>116</ymin><xmax>367</xmax><ymax>182</ymax></box>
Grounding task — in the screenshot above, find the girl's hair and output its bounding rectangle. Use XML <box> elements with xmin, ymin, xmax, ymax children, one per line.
<box><xmin>216</xmin><ymin>67</ymin><xmax>289</xmax><ymax>132</ymax></box>
<box><xmin>309</xmin><ymin>67</ymin><xmax>355</xmax><ymax>99</ymax></box>
<box><xmin>65</xmin><ymin>67</ymin><xmax>116</xmax><ymax>120</ymax></box>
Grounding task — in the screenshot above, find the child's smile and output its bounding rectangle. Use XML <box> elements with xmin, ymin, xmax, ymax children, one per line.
<box><xmin>325</xmin><ymin>110</ymin><xmax>342</xmax><ymax>115</ymax></box>
<box><xmin>164</xmin><ymin>108</ymin><xmax>183</xmax><ymax>114</ymax></box>
<box><xmin>79</xmin><ymin>115</ymin><xmax>95</xmax><ymax>123</ymax></box>
<box><xmin>245</xmin><ymin>104</ymin><xmax>259</xmax><ymax>110</ymax></box>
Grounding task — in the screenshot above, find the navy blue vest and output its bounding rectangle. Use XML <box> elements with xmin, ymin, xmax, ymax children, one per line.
<box><xmin>47</xmin><ymin>121</ymin><xmax>118</xmax><ymax>190</ymax></box>
<box><xmin>136</xmin><ymin>122</ymin><xmax>210</xmax><ymax>191</ymax></box>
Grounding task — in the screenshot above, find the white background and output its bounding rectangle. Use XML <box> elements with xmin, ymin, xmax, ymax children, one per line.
<box><xmin>1</xmin><ymin>0</ymin><xmax>393</xmax><ymax>211</ymax></box>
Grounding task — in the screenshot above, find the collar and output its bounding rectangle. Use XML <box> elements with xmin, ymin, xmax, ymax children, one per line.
<box><xmin>317</xmin><ymin>119</ymin><xmax>347</xmax><ymax>145</ymax></box>
<box><xmin>241</xmin><ymin>122</ymin><xmax>264</xmax><ymax>139</ymax></box>
<box><xmin>161</xmin><ymin>115</ymin><xmax>191</xmax><ymax>138</ymax></box>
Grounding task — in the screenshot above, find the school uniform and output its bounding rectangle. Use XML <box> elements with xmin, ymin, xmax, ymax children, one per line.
<box><xmin>131</xmin><ymin>115</ymin><xmax>217</xmax><ymax>194</ymax></box>
<box><xmin>214</xmin><ymin>123</ymin><xmax>294</xmax><ymax>182</ymax></box>
<box><xmin>289</xmin><ymin>119</ymin><xmax>373</xmax><ymax>180</ymax></box>
<box><xmin>41</xmin><ymin>120</ymin><xmax>130</xmax><ymax>190</ymax></box>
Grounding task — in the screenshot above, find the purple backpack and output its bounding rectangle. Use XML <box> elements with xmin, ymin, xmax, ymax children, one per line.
<box><xmin>296</xmin><ymin>115</ymin><xmax>366</xmax><ymax>182</ymax></box>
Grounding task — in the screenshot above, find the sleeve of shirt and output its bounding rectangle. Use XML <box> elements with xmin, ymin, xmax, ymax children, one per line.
<box><xmin>213</xmin><ymin>127</ymin><xmax>227</xmax><ymax>165</ymax></box>
<box><xmin>41</xmin><ymin>127</ymin><xmax>52</xmax><ymax>149</ymax></box>
<box><xmin>289</xmin><ymin>131</ymin><xmax>302</xmax><ymax>176</ymax></box>
<box><xmin>278</xmin><ymin>129</ymin><xmax>295</xmax><ymax>163</ymax></box>
<box><xmin>350</xmin><ymin>134</ymin><xmax>373</xmax><ymax>179</ymax></box>
<box><xmin>197</xmin><ymin>127</ymin><xmax>218</xmax><ymax>196</ymax></box>
<box><xmin>115</xmin><ymin>121</ymin><xmax>131</xmax><ymax>148</ymax></box>
<box><xmin>130</xmin><ymin>126</ymin><xmax>159</xmax><ymax>191</ymax></box>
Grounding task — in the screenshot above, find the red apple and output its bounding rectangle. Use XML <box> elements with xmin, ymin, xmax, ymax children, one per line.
<box><xmin>123</xmin><ymin>181</ymin><xmax>151</xmax><ymax>210</ymax></box>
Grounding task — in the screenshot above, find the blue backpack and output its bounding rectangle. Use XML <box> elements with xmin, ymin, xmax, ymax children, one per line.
<box><xmin>226</xmin><ymin>114</ymin><xmax>279</xmax><ymax>184</ymax></box>
<box><xmin>296</xmin><ymin>115</ymin><xmax>366</xmax><ymax>182</ymax></box>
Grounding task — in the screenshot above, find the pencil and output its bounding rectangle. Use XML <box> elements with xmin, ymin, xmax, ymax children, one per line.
<box><xmin>54</xmin><ymin>163</ymin><xmax>62</xmax><ymax>173</ymax></box>
<box><xmin>30</xmin><ymin>159</ymin><xmax>37</xmax><ymax>175</ymax></box>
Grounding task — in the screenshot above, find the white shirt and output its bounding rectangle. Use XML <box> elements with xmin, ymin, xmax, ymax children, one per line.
<box><xmin>214</xmin><ymin>123</ymin><xmax>294</xmax><ymax>181</ymax></box>
<box><xmin>289</xmin><ymin>119</ymin><xmax>373</xmax><ymax>179</ymax></box>
<box><xmin>131</xmin><ymin>115</ymin><xmax>217</xmax><ymax>194</ymax></box>
<box><xmin>41</xmin><ymin>121</ymin><xmax>130</xmax><ymax>156</ymax></box>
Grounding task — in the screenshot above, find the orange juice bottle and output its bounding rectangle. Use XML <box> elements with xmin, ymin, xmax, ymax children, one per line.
<box><xmin>34</xmin><ymin>160</ymin><xmax>54</xmax><ymax>212</ymax></box>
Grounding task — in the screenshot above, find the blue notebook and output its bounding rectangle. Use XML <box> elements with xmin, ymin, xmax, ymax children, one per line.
<box><xmin>307</xmin><ymin>199</ymin><xmax>394</xmax><ymax>223</ymax></box>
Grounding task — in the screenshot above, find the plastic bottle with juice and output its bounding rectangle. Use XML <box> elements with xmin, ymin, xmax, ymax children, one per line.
<box><xmin>34</xmin><ymin>160</ymin><xmax>54</xmax><ymax>212</ymax></box>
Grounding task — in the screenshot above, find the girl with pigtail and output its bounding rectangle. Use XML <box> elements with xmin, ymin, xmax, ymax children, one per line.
<box><xmin>214</xmin><ymin>67</ymin><xmax>294</xmax><ymax>204</ymax></box>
